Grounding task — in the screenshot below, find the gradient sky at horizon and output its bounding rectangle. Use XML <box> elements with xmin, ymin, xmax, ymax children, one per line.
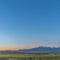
<box><xmin>0</xmin><ymin>0</ymin><xmax>60</xmax><ymax>50</ymax></box>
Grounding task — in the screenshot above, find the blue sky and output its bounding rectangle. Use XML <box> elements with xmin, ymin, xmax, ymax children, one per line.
<box><xmin>0</xmin><ymin>0</ymin><xmax>60</xmax><ymax>50</ymax></box>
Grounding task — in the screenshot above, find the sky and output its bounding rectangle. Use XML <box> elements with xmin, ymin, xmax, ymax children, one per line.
<box><xmin>0</xmin><ymin>0</ymin><xmax>60</xmax><ymax>50</ymax></box>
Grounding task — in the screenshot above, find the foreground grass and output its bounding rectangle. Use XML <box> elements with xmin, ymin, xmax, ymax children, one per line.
<box><xmin>0</xmin><ymin>54</ymin><xmax>60</xmax><ymax>60</ymax></box>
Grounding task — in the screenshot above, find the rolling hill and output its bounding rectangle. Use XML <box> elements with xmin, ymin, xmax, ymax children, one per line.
<box><xmin>0</xmin><ymin>46</ymin><xmax>60</xmax><ymax>54</ymax></box>
<box><xmin>17</xmin><ymin>46</ymin><xmax>60</xmax><ymax>54</ymax></box>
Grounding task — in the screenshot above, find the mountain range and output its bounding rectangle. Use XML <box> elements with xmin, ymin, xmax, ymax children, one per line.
<box><xmin>17</xmin><ymin>46</ymin><xmax>60</xmax><ymax>54</ymax></box>
<box><xmin>0</xmin><ymin>46</ymin><xmax>60</xmax><ymax>54</ymax></box>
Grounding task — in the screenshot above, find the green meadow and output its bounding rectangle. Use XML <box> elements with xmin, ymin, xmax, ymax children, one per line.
<box><xmin>0</xmin><ymin>54</ymin><xmax>60</xmax><ymax>60</ymax></box>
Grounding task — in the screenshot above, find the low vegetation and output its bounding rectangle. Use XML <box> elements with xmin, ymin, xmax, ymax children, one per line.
<box><xmin>0</xmin><ymin>54</ymin><xmax>60</xmax><ymax>60</ymax></box>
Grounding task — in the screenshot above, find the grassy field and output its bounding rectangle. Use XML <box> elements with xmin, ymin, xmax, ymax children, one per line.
<box><xmin>0</xmin><ymin>54</ymin><xmax>60</xmax><ymax>60</ymax></box>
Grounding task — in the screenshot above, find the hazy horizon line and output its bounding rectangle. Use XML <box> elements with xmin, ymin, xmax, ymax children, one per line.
<box><xmin>0</xmin><ymin>45</ymin><xmax>60</xmax><ymax>50</ymax></box>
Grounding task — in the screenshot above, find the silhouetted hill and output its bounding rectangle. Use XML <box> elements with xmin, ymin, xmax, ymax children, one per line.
<box><xmin>0</xmin><ymin>46</ymin><xmax>60</xmax><ymax>54</ymax></box>
<box><xmin>18</xmin><ymin>46</ymin><xmax>60</xmax><ymax>54</ymax></box>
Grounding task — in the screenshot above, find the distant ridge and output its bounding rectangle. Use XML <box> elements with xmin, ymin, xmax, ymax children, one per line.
<box><xmin>0</xmin><ymin>46</ymin><xmax>60</xmax><ymax>54</ymax></box>
<box><xmin>17</xmin><ymin>46</ymin><xmax>60</xmax><ymax>54</ymax></box>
